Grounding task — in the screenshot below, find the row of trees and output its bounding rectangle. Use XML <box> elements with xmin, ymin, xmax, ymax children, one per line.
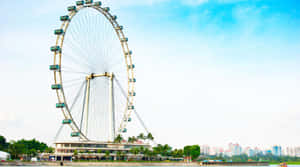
<box><xmin>0</xmin><ymin>135</ymin><xmax>54</xmax><ymax>159</ymax></box>
<box><xmin>128</xmin><ymin>144</ymin><xmax>200</xmax><ymax>160</ymax></box>
<box><xmin>114</xmin><ymin>133</ymin><xmax>154</xmax><ymax>143</ymax></box>
<box><xmin>1</xmin><ymin>134</ymin><xmax>201</xmax><ymax>161</ymax></box>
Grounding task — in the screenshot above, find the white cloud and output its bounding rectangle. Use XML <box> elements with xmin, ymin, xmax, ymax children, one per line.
<box><xmin>182</xmin><ymin>0</ymin><xmax>209</xmax><ymax>6</ymax></box>
<box><xmin>218</xmin><ymin>0</ymin><xmax>248</xmax><ymax>3</ymax></box>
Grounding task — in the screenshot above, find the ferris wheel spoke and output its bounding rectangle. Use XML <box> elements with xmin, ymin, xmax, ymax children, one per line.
<box><xmin>63</xmin><ymin>77</ymin><xmax>85</xmax><ymax>83</ymax></box>
<box><xmin>64</xmin><ymin>40</ymin><xmax>95</xmax><ymax>70</ymax></box>
<box><xmin>80</xmin><ymin>80</ymin><xmax>88</xmax><ymax>132</ymax></box>
<box><xmin>61</xmin><ymin>70</ymin><xmax>89</xmax><ymax>75</ymax></box>
<box><xmin>69</xmin><ymin>80</ymin><xmax>86</xmax><ymax>112</ymax></box>
<box><xmin>63</xmin><ymin>51</ymin><xmax>91</xmax><ymax>70</ymax></box>
<box><xmin>114</xmin><ymin>76</ymin><xmax>130</xmax><ymax>100</ymax></box>
<box><xmin>63</xmin><ymin>78</ymin><xmax>86</xmax><ymax>87</ymax></box>
<box><xmin>54</xmin><ymin>124</ymin><xmax>64</xmax><ymax>142</ymax></box>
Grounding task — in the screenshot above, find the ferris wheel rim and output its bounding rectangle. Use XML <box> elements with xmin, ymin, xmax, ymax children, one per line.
<box><xmin>51</xmin><ymin>2</ymin><xmax>136</xmax><ymax>141</ymax></box>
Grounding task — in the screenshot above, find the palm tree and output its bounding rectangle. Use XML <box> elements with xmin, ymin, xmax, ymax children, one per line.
<box><xmin>147</xmin><ymin>133</ymin><xmax>154</xmax><ymax>141</ymax></box>
<box><xmin>105</xmin><ymin>150</ymin><xmax>110</xmax><ymax>160</ymax></box>
<box><xmin>162</xmin><ymin>144</ymin><xmax>172</xmax><ymax>157</ymax></box>
<box><xmin>73</xmin><ymin>150</ymin><xmax>79</xmax><ymax>160</ymax></box>
<box><xmin>127</xmin><ymin>137</ymin><xmax>132</xmax><ymax>143</ymax></box>
<box><xmin>116</xmin><ymin>151</ymin><xmax>122</xmax><ymax>160</ymax></box>
<box><xmin>96</xmin><ymin>149</ymin><xmax>102</xmax><ymax>160</ymax></box>
<box><xmin>137</xmin><ymin>133</ymin><xmax>145</xmax><ymax>140</ymax></box>
<box><xmin>144</xmin><ymin>148</ymin><xmax>150</xmax><ymax>161</ymax></box>
<box><xmin>132</xmin><ymin>136</ymin><xmax>138</xmax><ymax>143</ymax></box>
<box><xmin>130</xmin><ymin>147</ymin><xmax>139</xmax><ymax>160</ymax></box>
<box><xmin>139</xmin><ymin>146</ymin><xmax>145</xmax><ymax>154</ymax></box>
<box><xmin>114</xmin><ymin>134</ymin><xmax>123</xmax><ymax>143</ymax></box>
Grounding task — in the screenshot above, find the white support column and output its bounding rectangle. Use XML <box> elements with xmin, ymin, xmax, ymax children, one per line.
<box><xmin>109</xmin><ymin>73</ymin><xmax>115</xmax><ymax>142</ymax></box>
<box><xmin>84</xmin><ymin>78</ymin><xmax>91</xmax><ymax>136</ymax></box>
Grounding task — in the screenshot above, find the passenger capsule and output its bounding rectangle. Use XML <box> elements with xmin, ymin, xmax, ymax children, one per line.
<box><xmin>128</xmin><ymin>105</ymin><xmax>135</xmax><ymax>110</ymax></box>
<box><xmin>71</xmin><ymin>132</ymin><xmax>80</xmax><ymax>137</ymax></box>
<box><xmin>51</xmin><ymin>84</ymin><xmax>62</xmax><ymax>90</ymax></box>
<box><xmin>85</xmin><ymin>0</ymin><xmax>93</xmax><ymax>4</ymax></box>
<box><xmin>94</xmin><ymin>1</ymin><xmax>102</xmax><ymax>6</ymax></box>
<box><xmin>67</xmin><ymin>6</ymin><xmax>76</xmax><ymax>12</ymax></box>
<box><xmin>124</xmin><ymin>117</ymin><xmax>132</xmax><ymax>122</ymax></box>
<box><xmin>128</xmin><ymin>64</ymin><xmax>135</xmax><ymax>69</ymax></box>
<box><xmin>122</xmin><ymin>128</ymin><xmax>127</xmax><ymax>133</ymax></box>
<box><xmin>129</xmin><ymin>78</ymin><xmax>136</xmax><ymax>83</ymax></box>
<box><xmin>76</xmin><ymin>1</ymin><xmax>84</xmax><ymax>6</ymax></box>
<box><xmin>121</xmin><ymin>38</ymin><xmax>128</xmax><ymax>42</ymax></box>
<box><xmin>125</xmin><ymin>51</ymin><xmax>132</xmax><ymax>56</ymax></box>
<box><xmin>56</xmin><ymin>103</ymin><xmax>66</xmax><ymax>108</ymax></box>
<box><xmin>129</xmin><ymin>92</ymin><xmax>136</xmax><ymax>96</ymax></box>
<box><xmin>115</xmin><ymin>26</ymin><xmax>123</xmax><ymax>30</ymax></box>
<box><xmin>62</xmin><ymin>119</ymin><xmax>72</xmax><ymax>124</ymax></box>
<box><xmin>50</xmin><ymin>46</ymin><xmax>61</xmax><ymax>52</ymax></box>
<box><xmin>60</xmin><ymin>15</ymin><xmax>70</xmax><ymax>21</ymax></box>
<box><xmin>54</xmin><ymin>29</ymin><xmax>64</xmax><ymax>35</ymax></box>
<box><xmin>103</xmin><ymin>7</ymin><xmax>110</xmax><ymax>12</ymax></box>
<box><xmin>49</xmin><ymin>65</ymin><xmax>60</xmax><ymax>71</ymax></box>
<box><xmin>112</xmin><ymin>15</ymin><xmax>117</xmax><ymax>20</ymax></box>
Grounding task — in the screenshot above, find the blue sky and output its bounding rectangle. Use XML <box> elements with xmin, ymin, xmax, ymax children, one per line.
<box><xmin>0</xmin><ymin>0</ymin><xmax>300</xmax><ymax>148</ymax></box>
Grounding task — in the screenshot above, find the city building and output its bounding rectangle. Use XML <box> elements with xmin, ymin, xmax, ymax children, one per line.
<box><xmin>201</xmin><ymin>145</ymin><xmax>210</xmax><ymax>155</ymax></box>
<box><xmin>52</xmin><ymin>141</ymin><xmax>151</xmax><ymax>161</ymax></box>
<box><xmin>272</xmin><ymin>145</ymin><xmax>282</xmax><ymax>156</ymax></box>
<box><xmin>228</xmin><ymin>143</ymin><xmax>242</xmax><ymax>156</ymax></box>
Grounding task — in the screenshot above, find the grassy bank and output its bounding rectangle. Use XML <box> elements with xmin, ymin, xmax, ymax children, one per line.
<box><xmin>269</xmin><ymin>161</ymin><xmax>300</xmax><ymax>165</ymax></box>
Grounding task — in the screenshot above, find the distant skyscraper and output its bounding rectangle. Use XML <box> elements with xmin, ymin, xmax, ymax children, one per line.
<box><xmin>272</xmin><ymin>145</ymin><xmax>282</xmax><ymax>156</ymax></box>
<box><xmin>228</xmin><ymin>143</ymin><xmax>242</xmax><ymax>156</ymax></box>
<box><xmin>285</xmin><ymin>147</ymin><xmax>295</xmax><ymax>156</ymax></box>
<box><xmin>295</xmin><ymin>147</ymin><xmax>300</xmax><ymax>157</ymax></box>
<box><xmin>201</xmin><ymin>145</ymin><xmax>210</xmax><ymax>155</ymax></box>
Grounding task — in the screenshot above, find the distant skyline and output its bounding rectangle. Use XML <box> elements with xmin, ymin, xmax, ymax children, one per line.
<box><xmin>0</xmin><ymin>0</ymin><xmax>300</xmax><ymax>148</ymax></box>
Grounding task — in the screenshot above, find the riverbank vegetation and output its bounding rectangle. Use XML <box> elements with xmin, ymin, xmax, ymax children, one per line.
<box><xmin>2</xmin><ymin>134</ymin><xmax>300</xmax><ymax>164</ymax></box>
<box><xmin>0</xmin><ymin>135</ymin><xmax>54</xmax><ymax>159</ymax></box>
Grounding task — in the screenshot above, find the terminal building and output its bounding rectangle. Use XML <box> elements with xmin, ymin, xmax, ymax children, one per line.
<box><xmin>52</xmin><ymin>141</ymin><xmax>151</xmax><ymax>160</ymax></box>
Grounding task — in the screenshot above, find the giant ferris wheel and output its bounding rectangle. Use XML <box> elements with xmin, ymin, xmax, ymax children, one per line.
<box><xmin>49</xmin><ymin>0</ymin><xmax>139</xmax><ymax>142</ymax></box>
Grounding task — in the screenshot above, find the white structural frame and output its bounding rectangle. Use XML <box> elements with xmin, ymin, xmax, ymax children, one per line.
<box><xmin>50</xmin><ymin>1</ymin><xmax>135</xmax><ymax>142</ymax></box>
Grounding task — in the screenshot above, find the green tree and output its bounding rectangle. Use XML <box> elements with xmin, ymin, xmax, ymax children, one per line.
<box><xmin>105</xmin><ymin>150</ymin><xmax>110</xmax><ymax>160</ymax></box>
<box><xmin>139</xmin><ymin>146</ymin><xmax>145</xmax><ymax>154</ymax></box>
<box><xmin>130</xmin><ymin>147</ymin><xmax>140</xmax><ymax>160</ymax></box>
<box><xmin>153</xmin><ymin>144</ymin><xmax>172</xmax><ymax>157</ymax></box>
<box><xmin>0</xmin><ymin>135</ymin><xmax>9</xmax><ymax>151</ymax></box>
<box><xmin>28</xmin><ymin>148</ymin><xmax>37</xmax><ymax>157</ymax></box>
<box><xmin>116</xmin><ymin>151</ymin><xmax>122</xmax><ymax>160</ymax></box>
<box><xmin>128</xmin><ymin>137</ymin><xmax>132</xmax><ymax>143</ymax></box>
<box><xmin>137</xmin><ymin>133</ymin><xmax>145</xmax><ymax>140</ymax></box>
<box><xmin>144</xmin><ymin>148</ymin><xmax>151</xmax><ymax>161</ymax></box>
<box><xmin>45</xmin><ymin>147</ymin><xmax>54</xmax><ymax>153</ymax></box>
<box><xmin>114</xmin><ymin>134</ymin><xmax>123</xmax><ymax>143</ymax></box>
<box><xmin>8</xmin><ymin>141</ymin><xmax>26</xmax><ymax>159</ymax></box>
<box><xmin>184</xmin><ymin>145</ymin><xmax>200</xmax><ymax>160</ymax></box>
<box><xmin>73</xmin><ymin>150</ymin><xmax>79</xmax><ymax>160</ymax></box>
<box><xmin>146</xmin><ymin>133</ymin><xmax>154</xmax><ymax>141</ymax></box>
<box><xmin>132</xmin><ymin>136</ymin><xmax>138</xmax><ymax>143</ymax></box>
<box><xmin>172</xmin><ymin>149</ymin><xmax>184</xmax><ymax>158</ymax></box>
<box><xmin>128</xmin><ymin>136</ymin><xmax>138</xmax><ymax>143</ymax></box>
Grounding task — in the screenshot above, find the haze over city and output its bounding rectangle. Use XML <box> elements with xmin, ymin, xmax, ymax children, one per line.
<box><xmin>0</xmin><ymin>0</ymin><xmax>300</xmax><ymax>149</ymax></box>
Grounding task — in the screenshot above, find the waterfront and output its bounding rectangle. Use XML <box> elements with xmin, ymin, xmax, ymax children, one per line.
<box><xmin>0</xmin><ymin>163</ymin><xmax>300</xmax><ymax>167</ymax></box>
